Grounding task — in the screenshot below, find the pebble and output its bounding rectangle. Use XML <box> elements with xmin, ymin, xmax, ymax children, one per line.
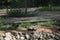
<box><xmin>0</xmin><ymin>31</ymin><xmax>60</xmax><ymax>40</ymax></box>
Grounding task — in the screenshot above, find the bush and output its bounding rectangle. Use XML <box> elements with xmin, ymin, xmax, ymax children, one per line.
<box><xmin>8</xmin><ymin>9</ymin><xmax>36</xmax><ymax>17</ymax></box>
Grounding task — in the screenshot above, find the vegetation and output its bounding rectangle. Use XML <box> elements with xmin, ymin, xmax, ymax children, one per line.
<box><xmin>0</xmin><ymin>18</ymin><xmax>4</xmax><ymax>28</ymax></box>
<box><xmin>1</xmin><ymin>0</ymin><xmax>60</xmax><ymax>8</ymax></box>
<box><xmin>0</xmin><ymin>18</ymin><xmax>60</xmax><ymax>30</ymax></box>
<box><xmin>0</xmin><ymin>0</ymin><xmax>60</xmax><ymax>30</ymax></box>
<box><xmin>17</xmin><ymin>19</ymin><xmax>56</xmax><ymax>26</ymax></box>
<box><xmin>7</xmin><ymin>9</ymin><xmax>36</xmax><ymax>17</ymax></box>
<box><xmin>37</xmin><ymin>7</ymin><xmax>60</xmax><ymax>11</ymax></box>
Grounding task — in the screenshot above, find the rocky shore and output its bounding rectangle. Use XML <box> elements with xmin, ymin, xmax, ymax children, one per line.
<box><xmin>0</xmin><ymin>28</ymin><xmax>60</xmax><ymax>40</ymax></box>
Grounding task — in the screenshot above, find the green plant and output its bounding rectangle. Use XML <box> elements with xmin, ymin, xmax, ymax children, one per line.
<box><xmin>0</xmin><ymin>18</ymin><xmax>4</xmax><ymax>26</ymax></box>
<box><xmin>38</xmin><ymin>7</ymin><xmax>60</xmax><ymax>11</ymax></box>
<box><xmin>20</xmin><ymin>22</ymin><xmax>31</xmax><ymax>28</ymax></box>
<box><xmin>7</xmin><ymin>9</ymin><xmax>36</xmax><ymax>17</ymax></box>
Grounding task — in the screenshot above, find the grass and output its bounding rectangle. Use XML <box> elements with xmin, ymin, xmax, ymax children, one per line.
<box><xmin>37</xmin><ymin>6</ymin><xmax>60</xmax><ymax>11</ymax></box>
<box><xmin>0</xmin><ymin>18</ymin><xmax>60</xmax><ymax>30</ymax></box>
<box><xmin>14</xmin><ymin>18</ymin><xmax>57</xmax><ymax>27</ymax></box>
